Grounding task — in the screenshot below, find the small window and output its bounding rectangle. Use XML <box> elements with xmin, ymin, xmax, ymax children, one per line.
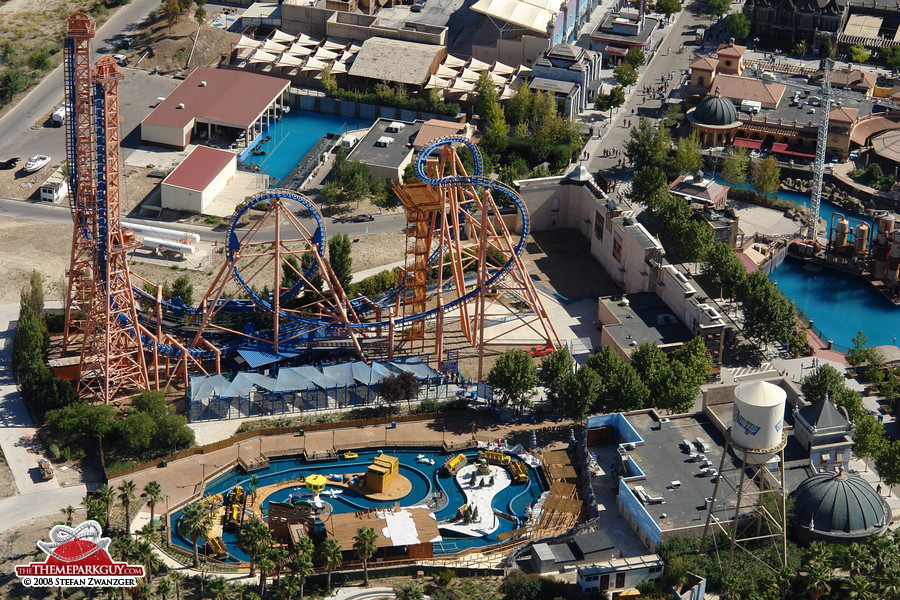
<box><xmin>649</xmin><ymin>566</ymin><xmax>662</xmax><ymax>573</ymax></box>
<box><xmin>820</xmin><ymin>452</ymin><xmax>831</xmax><ymax>462</ymax></box>
<box><xmin>698</xmin><ymin>76</ymin><xmax>705</xmax><ymax>86</ymax></box>
<box><xmin>613</xmin><ymin>238</ymin><xmax>623</xmax><ymax>263</ymax></box>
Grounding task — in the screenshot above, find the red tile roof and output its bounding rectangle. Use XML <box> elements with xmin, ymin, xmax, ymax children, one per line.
<box><xmin>690</xmin><ymin>57</ymin><xmax>718</xmax><ymax>71</ymax></box>
<box><xmin>162</xmin><ymin>146</ymin><xmax>235</xmax><ymax>192</ymax></box>
<box><xmin>143</xmin><ymin>68</ymin><xmax>289</xmax><ymax>131</ymax></box>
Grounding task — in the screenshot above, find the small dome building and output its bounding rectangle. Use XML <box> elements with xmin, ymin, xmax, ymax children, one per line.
<box><xmin>687</xmin><ymin>90</ymin><xmax>740</xmax><ymax>147</ymax></box>
<box><xmin>790</xmin><ymin>470</ymin><xmax>890</xmax><ymax>544</ymax></box>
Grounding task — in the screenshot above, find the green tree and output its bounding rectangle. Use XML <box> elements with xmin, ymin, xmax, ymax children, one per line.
<box><xmin>319</xmin><ymin>538</ymin><xmax>343</xmax><ymax>593</ymax></box>
<box><xmin>658</xmin><ymin>360</ymin><xmax>701</xmax><ymax>414</ymax></box>
<box><xmin>97</xmin><ymin>484</ymin><xmax>116</xmax><ymax>529</ymax></box>
<box><xmin>539</xmin><ymin>347</ymin><xmax>574</xmax><ymax>387</ymax></box>
<box><xmin>170</xmin><ymin>274</ymin><xmax>193</xmax><ymax>306</ymax></box>
<box><xmin>884</xmin><ymin>45</ymin><xmax>900</xmax><ymax>73</ymax></box>
<box><xmin>135</xmin><ymin>539</ymin><xmax>161</xmax><ymax>584</ymax></box>
<box><xmin>725</xmin><ymin>12</ymin><xmax>751</xmax><ymax>40</ymax></box>
<box><xmin>627</xmin><ymin>166</ymin><xmax>670</xmax><ymax>213</ymax></box>
<box><xmin>793</xmin><ymin>40</ymin><xmax>809</xmax><ymax>58</ymax></box>
<box><xmin>671</xmin><ymin>132</ymin><xmax>704</xmax><ymax>175</ymax></box>
<box><xmin>119</xmin><ymin>411</ymin><xmax>157</xmax><ymax>453</ymax></box>
<box><xmin>847</xmin><ymin>330</ymin><xmax>872</xmax><ymax>367</ymax></box>
<box><xmin>740</xmin><ymin>270</ymin><xmax>795</xmax><ymax>348</ymax></box>
<box><xmin>289</xmin><ymin>549</ymin><xmax>314</xmax><ymax>600</ymax></box>
<box><xmin>656</xmin><ymin>0</ymin><xmax>682</xmax><ymax>19</ymax></box>
<box><xmin>60</xmin><ymin>505</ymin><xmax>76</xmax><ymax>527</ymax></box>
<box><xmin>118</xmin><ymin>480</ymin><xmax>137</xmax><ymax>535</ymax></box>
<box><xmin>320</xmin><ymin>64</ymin><xmax>337</xmax><ymax>93</ymax></box>
<box><xmin>850</xmin><ymin>44</ymin><xmax>870</xmax><ymax>63</ymax></box>
<box><xmin>822</xmin><ymin>39</ymin><xmax>834</xmax><ymax>59</ymax></box>
<box><xmin>678</xmin><ymin>218</ymin><xmax>715</xmax><ymax>263</ymax></box>
<box><xmin>141</xmin><ymin>481</ymin><xmax>164</xmax><ymax>530</ymax></box>
<box><xmin>606</xmin><ymin>363</ymin><xmax>650</xmax><ymax>412</ymax></box>
<box><xmin>674</xmin><ymin>336</ymin><xmax>713</xmax><ymax>387</ymax></box>
<box><xmin>708</xmin><ymin>0</ymin><xmax>730</xmax><ymax>19</ymax></box>
<box><xmin>703</xmin><ymin>242</ymin><xmax>746</xmax><ymax>297</ymax></box>
<box><xmin>396</xmin><ymin>582</ymin><xmax>425</xmax><ymax>600</ymax></box>
<box><xmin>238</xmin><ymin>518</ymin><xmax>273</xmax><ymax>577</ymax></box>
<box><xmin>162</xmin><ymin>0</ymin><xmax>181</xmax><ymax>27</ymax></box>
<box><xmin>624</xmin><ymin>47</ymin><xmax>645</xmax><ymax>69</ymax></box>
<box><xmin>487</xmin><ymin>349</ymin><xmax>538</xmax><ymax>414</ymax></box>
<box><xmin>557</xmin><ymin>367</ymin><xmax>604</xmax><ymax>421</ymax></box>
<box><xmin>474</xmin><ymin>70</ymin><xmax>500</xmax><ymax>119</ymax></box>
<box><xmin>328</xmin><ymin>233</ymin><xmax>353</xmax><ymax>293</ymax></box>
<box><xmin>194</xmin><ymin>0</ymin><xmax>207</xmax><ymax>24</ymax></box>
<box><xmin>626</xmin><ymin>117</ymin><xmax>670</xmax><ymax>171</ymax></box>
<box><xmin>499</xmin><ymin>571</ymin><xmax>542</xmax><ymax>600</ymax></box>
<box><xmin>27</xmin><ymin>47</ymin><xmax>51</xmax><ymax>71</ymax></box>
<box><xmin>613</xmin><ymin>63</ymin><xmax>639</xmax><ymax>88</ymax></box>
<box><xmin>507</xmin><ymin>81</ymin><xmax>533</xmax><ymax>125</ymax></box>
<box><xmin>722</xmin><ymin>146</ymin><xmax>750</xmax><ymax>185</ymax></box>
<box><xmin>800</xmin><ymin>363</ymin><xmax>846</xmax><ymax>404</ymax></box>
<box><xmin>353</xmin><ymin>526</ymin><xmax>378</xmax><ymax>586</ymax></box>
<box><xmin>751</xmin><ymin>155</ymin><xmax>781</xmax><ymax>197</ymax></box>
<box><xmin>155</xmin><ymin>578</ymin><xmax>171</xmax><ymax>600</ymax></box>
<box><xmin>320</xmin><ymin>181</ymin><xmax>341</xmax><ymax>205</ymax></box>
<box><xmin>0</xmin><ymin>66</ymin><xmax>26</xmax><ymax>103</ymax></box>
<box><xmin>178</xmin><ymin>503</ymin><xmax>211</xmax><ymax>568</ymax></box>
<box><xmin>876</xmin><ymin>441</ymin><xmax>900</xmax><ymax>496</ymax></box>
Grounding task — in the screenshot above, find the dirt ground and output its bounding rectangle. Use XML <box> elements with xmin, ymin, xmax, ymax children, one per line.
<box><xmin>125</xmin><ymin>13</ymin><xmax>238</xmax><ymax>76</ymax></box>
<box><xmin>0</xmin><ymin>456</ymin><xmax>15</xmax><ymax>501</ymax></box>
<box><xmin>0</xmin><ymin>513</ymin><xmax>58</xmax><ymax>596</ymax></box>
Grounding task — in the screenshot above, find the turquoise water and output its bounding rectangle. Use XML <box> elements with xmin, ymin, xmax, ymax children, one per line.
<box><xmin>721</xmin><ymin>178</ymin><xmax>895</xmax><ymax>350</ymax></box>
<box><xmin>169</xmin><ymin>448</ymin><xmax>546</xmax><ymax>561</ymax></box>
<box><xmin>240</xmin><ymin>110</ymin><xmax>373</xmax><ymax>183</ymax></box>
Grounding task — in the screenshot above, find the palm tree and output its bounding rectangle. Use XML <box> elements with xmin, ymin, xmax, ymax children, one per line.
<box><xmin>178</xmin><ymin>503</ymin><xmax>211</xmax><ymax>568</ymax></box>
<box><xmin>134</xmin><ymin>583</ymin><xmax>153</xmax><ymax>600</ymax></box>
<box><xmin>847</xmin><ymin>542</ymin><xmax>869</xmax><ymax>577</ymax></box>
<box><xmin>775</xmin><ymin>566</ymin><xmax>794</xmax><ymax>600</ymax></box>
<box><xmin>257</xmin><ymin>552</ymin><xmax>276</xmax><ymax>598</ymax></box>
<box><xmin>135</xmin><ymin>540</ymin><xmax>161</xmax><ymax>584</ymax></box>
<box><xmin>268</xmin><ymin>546</ymin><xmax>288</xmax><ymax>587</ymax></box>
<box><xmin>352</xmin><ymin>526</ymin><xmax>378</xmax><ymax>587</ymax></box>
<box><xmin>81</xmin><ymin>494</ymin><xmax>106</xmax><ymax>527</ymax></box>
<box><xmin>804</xmin><ymin>561</ymin><xmax>832</xmax><ymax>600</ymax></box>
<box><xmin>844</xmin><ymin>574</ymin><xmax>876</xmax><ymax>600</ymax></box>
<box><xmin>141</xmin><ymin>481</ymin><xmax>164</xmax><ymax>529</ymax></box>
<box><xmin>98</xmin><ymin>484</ymin><xmax>116</xmax><ymax>529</ymax></box>
<box><xmin>288</xmin><ymin>551</ymin><xmax>314</xmax><ymax>600</ymax></box>
<box><xmin>319</xmin><ymin>538</ymin><xmax>343</xmax><ymax>593</ymax></box>
<box><xmin>117</xmin><ymin>480</ymin><xmax>137</xmax><ymax>535</ymax></box>
<box><xmin>880</xmin><ymin>568</ymin><xmax>900</xmax><ymax>600</ymax></box>
<box><xmin>155</xmin><ymin>578</ymin><xmax>172</xmax><ymax>600</ymax></box>
<box><xmin>60</xmin><ymin>505</ymin><xmax>76</xmax><ymax>527</ymax></box>
<box><xmin>872</xmin><ymin>534</ymin><xmax>898</xmax><ymax>575</ymax></box>
<box><xmin>207</xmin><ymin>576</ymin><xmax>231</xmax><ymax>600</ymax></box>
<box><xmin>170</xmin><ymin>571</ymin><xmax>185</xmax><ymax>600</ymax></box>
<box><xmin>280</xmin><ymin>574</ymin><xmax>300</xmax><ymax>600</ymax></box>
<box><xmin>248</xmin><ymin>475</ymin><xmax>260</xmax><ymax>505</ymax></box>
<box><xmin>237</xmin><ymin>519</ymin><xmax>272</xmax><ymax>577</ymax></box>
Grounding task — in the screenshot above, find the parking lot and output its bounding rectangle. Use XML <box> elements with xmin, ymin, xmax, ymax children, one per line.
<box><xmin>0</xmin><ymin>68</ymin><xmax>182</xmax><ymax>201</ymax></box>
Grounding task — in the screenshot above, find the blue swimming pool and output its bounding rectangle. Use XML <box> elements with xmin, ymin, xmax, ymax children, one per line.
<box><xmin>721</xmin><ymin>177</ymin><xmax>897</xmax><ymax>350</ymax></box>
<box><xmin>240</xmin><ymin>110</ymin><xmax>373</xmax><ymax>184</ymax></box>
<box><xmin>169</xmin><ymin>448</ymin><xmax>547</xmax><ymax>561</ymax></box>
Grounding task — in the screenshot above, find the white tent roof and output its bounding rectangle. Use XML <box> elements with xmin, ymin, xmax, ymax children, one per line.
<box><xmin>270</xmin><ymin>30</ymin><xmax>295</xmax><ymax>43</ymax></box>
<box><xmin>287</xmin><ymin>42</ymin><xmax>316</xmax><ymax>56</ymax></box>
<box><xmin>250</xmin><ymin>49</ymin><xmax>278</xmax><ymax>64</ymax></box>
<box><xmin>346</xmin><ymin>42</ymin><xmax>362</xmax><ymax>54</ymax></box>
<box><xmin>338</xmin><ymin>50</ymin><xmax>355</xmax><ymax>63</ymax></box>
<box><xmin>516</xmin><ymin>65</ymin><xmax>532</xmax><ymax>77</ymax></box>
<box><xmin>443</xmin><ymin>55</ymin><xmax>467</xmax><ymax>68</ymax></box>
<box><xmin>260</xmin><ymin>39</ymin><xmax>287</xmax><ymax>53</ymax></box>
<box><xmin>436</xmin><ymin>64</ymin><xmax>461</xmax><ymax>78</ymax></box>
<box><xmin>457</xmin><ymin>68</ymin><xmax>481</xmax><ymax>82</ymax></box>
<box><xmin>426</xmin><ymin>75</ymin><xmax>450</xmax><ymax>89</ymax></box>
<box><xmin>235</xmin><ymin>47</ymin><xmax>256</xmax><ymax>60</ymax></box>
<box><xmin>302</xmin><ymin>57</ymin><xmax>326</xmax><ymax>72</ymax></box>
<box><xmin>449</xmin><ymin>78</ymin><xmax>475</xmax><ymax>92</ymax></box>
<box><xmin>313</xmin><ymin>47</ymin><xmax>340</xmax><ymax>61</ymax></box>
<box><xmin>470</xmin><ymin>0</ymin><xmax>558</xmax><ymax>34</ymax></box>
<box><xmin>329</xmin><ymin>61</ymin><xmax>348</xmax><ymax>74</ymax></box>
<box><xmin>295</xmin><ymin>33</ymin><xmax>321</xmax><ymax>46</ymax></box>
<box><xmin>322</xmin><ymin>39</ymin><xmax>348</xmax><ymax>51</ymax></box>
<box><xmin>235</xmin><ymin>35</ymin><xmax>260</xmax><ymax>50</ymax></box>
<box><xmin>276</xmin><ymin>53</ymin><xmax>305</xmax><ymax>67</ymax></box>
<box><xmin>491</xmin><ymin>61</ymin><xmax>516</xmax><ymax>75</ymax></box>
<box><xmin>489</xmin><ymin>71</ymin><xmax>508</xmax><ymax>85</ymax></box>
<box><xmin>467</xmin><ymin>57</ymin><xmax>492</xmax><ymax>71</ymax></box>
<box><xmin>500</xmin><ymin>85</ymin><xmax>516</xmax><ymax>99</ymax></box>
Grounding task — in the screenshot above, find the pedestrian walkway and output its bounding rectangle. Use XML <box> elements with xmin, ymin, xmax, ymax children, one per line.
<box><xmin>0</xmin><ymin>303</ymin><xmax>58</xmax><ymax>495</ymax></box>
<box><xmin>726</xmin><ymin>362</ymin><xmax>778</xmax><ymax>380</ymax></box>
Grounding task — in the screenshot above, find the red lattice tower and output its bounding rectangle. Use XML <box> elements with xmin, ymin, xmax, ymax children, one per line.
<box><xmin>63</xmin><ymin>13</ymin><xmax>148</xmax><ymax>403</ymax></box>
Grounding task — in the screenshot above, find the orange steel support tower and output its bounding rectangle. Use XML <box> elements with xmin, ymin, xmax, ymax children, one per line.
<box><xmin>63</xmin><ymin>14</ymin><xmax>149</xmax><ymax>403</ymax></box>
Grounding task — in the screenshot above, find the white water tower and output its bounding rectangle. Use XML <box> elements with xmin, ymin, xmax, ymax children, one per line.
<box><xmin>731</xmin><ymin>381</ymin><xmax>787</xmax><ymax>463</ymax></box>
<box><xmin>702</xmin><ymin>380</ymin><xmax>789</xmax><ymax>580</ymax></box>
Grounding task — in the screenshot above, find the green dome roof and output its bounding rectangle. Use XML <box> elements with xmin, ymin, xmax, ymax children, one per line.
<box><xmin>791</xmin><ymin>472</ymin><xmax>889</xmax><ymax>537</ymax></box>
<box><xmin>693</xmin><ymin>94</ymin><xmax>739</xmax><ymax>126</ymax></box>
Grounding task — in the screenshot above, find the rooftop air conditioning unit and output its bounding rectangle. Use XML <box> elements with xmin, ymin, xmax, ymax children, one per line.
<box><xmin>376</xmin><ymin>136</ymin><xmax>395</xmax><ymax>147</ymax></box>
<box><xmin>386</xmin><ymin>121</ymin><xmax>406</xmax><ymax>133</ymax></box>
<box><xmin>177</xmin><ymin>103</ymin><xmax>185</xmax><ymax>109</ymax></box>
<box><xmin>200</xmin><ymin>81</ymin><xmax>207</xmax><ymax>87</ymax></box>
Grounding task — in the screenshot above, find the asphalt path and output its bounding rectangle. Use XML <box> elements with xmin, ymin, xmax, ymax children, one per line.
<box><xmin>0</xmin><ymin>0</ymin><xmax>161</xmax><ymax>161</ymax></box>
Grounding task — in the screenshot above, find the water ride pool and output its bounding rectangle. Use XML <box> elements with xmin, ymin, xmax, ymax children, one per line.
<box><xmin>240</xmin><ymin>110</ymin><xmax>373</xmax><ymax>183</ymax></box>
<box><xmin>169</xmin><ymin>448</ymin><xmax>547</xmax><ymax>561</ymax></box>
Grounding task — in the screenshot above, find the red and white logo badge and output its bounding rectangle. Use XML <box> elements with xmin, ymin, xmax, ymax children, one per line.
<box><xmin>16</xmin><ymin>520</ymin><xmax>144</xmax><ymax>588</ymax></box>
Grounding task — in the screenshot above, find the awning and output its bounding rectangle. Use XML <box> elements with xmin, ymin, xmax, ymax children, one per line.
<box><xmin>260</xmin><ymin>39</ymin><xmax>287</xmax><ymax>53</ymax></box>
<box><xmin>286</xmin><ymin>43</ymin><xmax>316</xmax><ymax>57</ymax></box>
<box><xmin>491</xmin><ymin>61</ymin><xmax>515</xmax><ymax>75</ymax></box>
<box><xmin>237</xmin><ymin>344</ymin><xmax>300</xmax><ymax>368</ymax></box>
<box><xmin>249</xmin><ymin>49</ymin><xmax>278</xmax><ymax>64</ymax></box>
<box><xmin>443</xmin><ymin>55</ymin><xmax>467</xmax><ymax>68</ymax></box>
<box><xmin>467</xmin><ymin>57</ymin><xmax>492</xmax><ymax>71</ymax></box>
<box><xmin>276</xmin><ymin>53</ymin><xmax>305</xmax><ymax>68</ymax></box>
<box><xmin>235</xmin><ymin>35</ymin><xmax>260</xmax><ymax>50</ymax></box>
<box><xmin>733</xmin><ymin>137</ymin><xmax>762</xmax><ymax>150</ymax></box>
<box><xmin>269</xmin><ymin>30</ymin><xmax>296</xmax><ymax>43</ymax></box>
<box><xmin>770</xmin><ymin>142</ymin><xmax>815</xmax><ymax>158</ymax></box>
<box><xmin>470</xmin><ymin>0</ymin><xmax>557</xmax><ymax>34</ymax></box>
<box><xmin>313</xmin><ymin>47</ymin><xmax>339</xmax><ymax>61</ymax></box>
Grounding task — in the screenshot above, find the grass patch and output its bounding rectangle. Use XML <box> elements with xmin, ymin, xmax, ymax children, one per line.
<box><xmin>204</xmin><ymin>215</ymin><xmax>223</xmax><ymax>226</ymax></box>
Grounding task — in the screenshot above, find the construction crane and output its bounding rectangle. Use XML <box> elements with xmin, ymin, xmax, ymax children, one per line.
<box><xmin>806</xmin><ymin>59</ymin><xmax>833</xmax><ymax>241</ymax></box>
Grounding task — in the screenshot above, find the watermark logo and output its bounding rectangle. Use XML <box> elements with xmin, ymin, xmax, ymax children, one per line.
<box><xmin>16</xmin><ymin>520</ymin><xmax>144</xmax><ymax>588</ymax></box>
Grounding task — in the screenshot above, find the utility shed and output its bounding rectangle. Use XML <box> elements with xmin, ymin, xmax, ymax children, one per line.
<box><xmin>161</xmin><ymin>146</ymin><xmax>236</xmax><ymax>214</ymax></box>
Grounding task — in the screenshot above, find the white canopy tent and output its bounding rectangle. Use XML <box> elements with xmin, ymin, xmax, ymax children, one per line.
<box><xmin>235</xmin><ymin>35</ymin><xmax>260</xmax><ymax>50</ymax></box>
<box><xmin>249</xmin><ymin>49</ymin><xmax>278</xmax><ymax>64</ymax></box>
<box><xmin>269</xmin><ymin>30</ymin><xmax>296</xmax><ymax>43</ymax></box>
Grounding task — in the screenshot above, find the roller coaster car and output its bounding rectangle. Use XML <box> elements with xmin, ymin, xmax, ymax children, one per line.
<box><xmin>343</xmin><ymin>451</ymin><xmax>359</xmax><ymax>460</ymax></box>
<box><xmin>527</xmin><ymin>344</ymin><xmax>553</xmax><ymax>357</ymax></box>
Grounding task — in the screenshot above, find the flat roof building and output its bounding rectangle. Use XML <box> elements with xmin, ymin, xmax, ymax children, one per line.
<box><xmin>161</xmin><ymin>146</ymin><xmax>237</xmax><ymax>214</ymax></box>
<box><xmin>141</xmin><ymin>68</ymin><xmax>290</xmax><ymax>150</ymax></box>
<box><xmin>346</xmin><ymin>118</ymin><xmax>424</xmax><ymax>182</ymax></box>
<box><xmin>597</xmin><ymin>293</ymin><xmax>694</xmax><ymax>361</ymax></box>
<box><xmin>348</xmin><ymin>38</ymin><xmax>446</xmax><ymax>87</ymax></box>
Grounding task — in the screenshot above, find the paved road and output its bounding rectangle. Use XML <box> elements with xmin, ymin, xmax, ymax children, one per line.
<box><xmin>0</xmin><ymin>0</ymin><xmax>161</xmax><ymax>161</ymax></box>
